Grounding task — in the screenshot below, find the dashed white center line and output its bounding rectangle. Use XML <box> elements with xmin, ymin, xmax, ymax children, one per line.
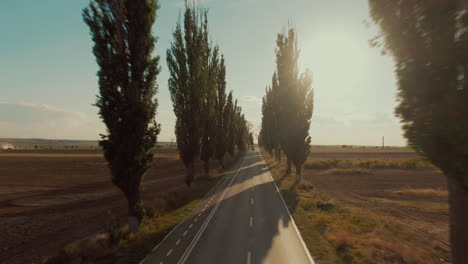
<box><xmin>159</xmin><ymin>261</ymin><xmax>163</xmax><ymax>264</ymax></box>
<box><xmin>250</xmin><ymin>198</ymin><xmax>254</xmax><ymax>205</ymax></box>
<box><xmin>194</xmin><ymin>217</ymin><xmax>198</xmax><ymax>222</ymax></box>
<box><xmin>247</xmin><ymin>251</ymin><xmax>252</xmax><ymax>264</ymax></box>
<box><xmin>176</xmin><ymin>239</ymin><xmax>180</xmax><ymax>245</ymax></box>
<box><xmin>198</xmin><ymin>213</ymin><xmax>201</xmax><ymax>217</ymax></box>
<box><xmin>167</xmin><ymin>249</ymin><xmax>173</xmax><ymax>257</ymax></box>
<box><xmin>183</xmin><ymin>230</ymin><xmax>188</xmax><ymax>236</ymax></box>
<box><xmin>202</xmin><ymin>208</ymin><xmax>206</xmax><ymax>212</ymax></box>
<box><xmin>250</xmin><ymin>216</ymin><xmax>253</xmax><ymax>228</ymax></box>
<box><xmin>189</xmin><ymin>224</ymin><xmax>193</xmax><ymax>229</ymax></box>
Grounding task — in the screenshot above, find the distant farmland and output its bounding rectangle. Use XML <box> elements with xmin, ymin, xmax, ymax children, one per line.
<box><xmin>0</xmin><ymin>138</ymin><xmax>174</xmax><ymax>149</ymax></box>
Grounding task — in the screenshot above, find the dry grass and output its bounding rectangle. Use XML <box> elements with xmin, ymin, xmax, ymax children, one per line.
<box><xmin>389</xmin><ymin>188</ymin><xmax>448</xmax><ymax>198</ymax></box>
<box><xmin>261</xmin><ymin>149</ymin><xmax>447</xmax><ymax>264</ymax></box>
<box><xmin>45</xmin><ymin>201</ymin><xmax>199</xmax><ymax>264</ymax></box>
<box><xmin>371</xmin><ymin>197</ymin><xmax>449</xmax><ymax>213</ymax></box>
<box><xmin>305</xmin><ymin>158</ymin><xmax>434</xmax><ymax>170</ymax></box>
<box><xmin>324</xmin><ymin>168</ymin><xmax>373</xmax><ymax>175</ymax></box>
<box><xmin>310</xmin><ymin>146</ymin><xmax>415</xmax><ymax>153</ymax></box>
<box><xmin>43</xmin><ymin>153</ymin><xmax>243</xmax><ymax>264</ymax></box>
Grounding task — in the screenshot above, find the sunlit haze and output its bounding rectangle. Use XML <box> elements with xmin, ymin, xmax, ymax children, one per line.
<box><xmin>0</xmin><ymin>0</ymin><xmax>406</xmax><ymax>146</ymax></box>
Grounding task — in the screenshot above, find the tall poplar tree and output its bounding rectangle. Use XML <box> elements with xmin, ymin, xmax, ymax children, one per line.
<box><xmin>275</xmin><ymin>28</ymin><xmax>299</xmax><ymax>174</ymax></box>
<box><xmin>83</xmin><ymin>0</ymin><xmax>161</xmax><ymax>230</ymax></box>
<box><xmin>290</xmin><ymin>70</ymin><xmax>313</xmax><ymax>181</ymax></box>
<box><xmin>224</xmin><ymin>92</ymin><xmax>236</xmax><ymax>156</ymax></box>
<box><xmin>200</xmin><ymin>46</ymin><xmax>219</xmax><ymax>174</ymax></box>
<box><xmin>214</xmin><ymin>56</ymin><xmax>227</xmax><ymax>164</ymax></box>
<box><xmin>167</xmin><ymin>6</ymin><xmax>209</xmax><ymax>186</ymax></box>
<box><xmin>369</xmin><ymin>1</ymin><xmax>468</xmax><ymax>262</ymax></box>
<box><xmin>276</xmin><ymin>28</ymin><xmax>313</xmax><ymax>179</ymax></box>
<box><xmin>260</xmin><ymin>27</ymin><xmax>313</xmax><ymax>182</ymax></box>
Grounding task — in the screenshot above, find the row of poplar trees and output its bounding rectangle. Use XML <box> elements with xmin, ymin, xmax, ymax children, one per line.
<box><xmin>83</xmin><ymin>0</ymin><xmax>251</xmax><ymax>231</ymax></box>
<box><xmin>259</xmin><ymin>28</ymin><xmax>314</xmax><ymax>183</ymax></box>
<box><xmin>167</xmin><ymin>6</ymin><xmax>252</xmax><ymax>187</ymax></box>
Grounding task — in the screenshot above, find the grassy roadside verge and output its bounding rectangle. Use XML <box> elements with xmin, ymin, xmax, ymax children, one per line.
<box><xmin>44</xmin><ymin>153</ymin><xmax>244</xmax><ymax>264</ymax></box>
<box><xmin>261</xmin><ymin>149</ymin><xmax>448</xmax><ymax>264</ymax></box>
<box><xmin>304</xmin><ymin>158</ymin><xmax>434</xmax><ymax>170</ymax></box>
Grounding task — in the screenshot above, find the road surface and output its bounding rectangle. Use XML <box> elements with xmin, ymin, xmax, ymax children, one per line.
<box><xmin>140</xmin><ymin>149</ymin><xmax>314</xmax><ymax>264</ymax></box>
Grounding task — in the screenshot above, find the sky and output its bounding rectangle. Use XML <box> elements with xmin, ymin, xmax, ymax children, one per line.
<box><xmin>0</xmin><ymin>0</ymin><xmax>407</xmax><ymax>146</ymax></box>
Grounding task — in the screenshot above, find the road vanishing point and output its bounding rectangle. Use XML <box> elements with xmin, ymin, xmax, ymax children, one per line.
<box><xmin>140</xmin><ymin>149</ymin><xmax>315</xmax><ymax>264</ymax></box>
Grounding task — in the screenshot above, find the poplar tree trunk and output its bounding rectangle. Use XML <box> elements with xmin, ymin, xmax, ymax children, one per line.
<box><xmin>126</xmin><ymin>189</ymin><xmax>141</xmax><ymax>233</ymax></box>
<box><xmin>447</xmin><ymin>175</ymin><xmax>468</xmax><ymax>263</ymax></box>
<box><xmin>277</xmin><ymin>149</ymin><xmax>282</xmax><ymax>163</ymax></box>
<box><xmin>203</xmin><ymin>160</ymin><xmax>210</xmax><ymax>175</ymax></box>
<box><xmin>295</xmin><ymin>163</ymin><xmax>302</xmax><ymax>184</ymax></box>
<box><xmin>286</xmin><ymin>156</ymin><xmax>292</xmax><ymax>175</ymax></box>
<box><xmin>185</xmin><ymin>162</ymin><xmax>195</xmax><ymax>186</ymax></box>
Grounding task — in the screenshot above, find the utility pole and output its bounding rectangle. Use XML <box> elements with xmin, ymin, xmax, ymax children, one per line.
<box><xmin>382</xmin><ymin>136</ymin><xmax>385</xmax><ymax>149</ymax></box>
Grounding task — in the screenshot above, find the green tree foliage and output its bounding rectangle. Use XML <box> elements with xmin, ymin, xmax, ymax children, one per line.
<box><xmin>224</xmin><ymin>92</ymin><xmax>236</xmax><ymax>156</ymax></box>
<box><xmin>214</xmin><ymin>56</ymin><xmax>227</xmax><ymax>163</ymax></box>
<box><xmin>83</xmin><ymin>0</ymin><xmax>161</xmax><ymax>229</ymax></box>
<box><xmin>290</xmin><ymin>70</ymin><xmax>314</xmax><ymax>180</ymax></box>
<box><xmin>369</xmin><ymin>1</ymin><xmax>468</xmax><ymax>262</ymax></box>
<box><xmin>260</xmin><ymin>28</ymin><xmax>314</xmax><ymax>182</ymax></box>
<box><xmin>260</xmin><ymin>74</ymin><xmax>282</xmax><ymax>160</ymax></box>
<box><xmin>168</xmin><ymin>4</ymin><xmax>251</xmax><ymax>183</ymax></box>
<box><xmin>167</xmin><ymin>5</ymin><xmax>209</xmax><ymax>185</ymax></box>
<box><xmin>201</xmin><ymin>46</ymin><xmax>220</xmax><ymax>174</ymax></box>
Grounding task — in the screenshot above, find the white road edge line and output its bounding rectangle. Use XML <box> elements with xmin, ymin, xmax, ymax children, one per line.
<box><xmin>140</xmin><ymin>169</ymin><xmax>229</xmax><ymax>263</ymax></box>
<box><xmin>247</xmin><ymin>251</ymin><xmax>251</xmax><ymax>264</ymax></box>
<box><xmin>261</xmin><ymin>152</ymin><xmax>316</xmax><ymax>264</ymax></box>
<box><xmin>139</xmin><ymin>255</ymin><xmax>149</xmax><ymax>264</ymax></box>
<box><xmin>177</xmin><ymin>154</ymin><xmax>247</xmax><ymax>264</ymax></box>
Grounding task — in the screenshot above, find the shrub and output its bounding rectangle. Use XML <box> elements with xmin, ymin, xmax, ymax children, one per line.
<box><xmin>298</xmin><ymin>183</ymin><xmax>314</xmax><ymax>191</ymax></box>
<box><xmin>105</xmin><ymin>212</ymin><xmax>123</xmax><ymax>247</ymax></box>
<box><xmin>333</xmin><ymin>230</ymin><xmax>353</xmax><ymax>251</ymax></box>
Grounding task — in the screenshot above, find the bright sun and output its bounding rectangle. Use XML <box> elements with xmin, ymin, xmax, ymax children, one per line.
<box><xmin>303</xmin><ymin>31</ymin><xmax>369</xmax><ymax>92</ymax></box>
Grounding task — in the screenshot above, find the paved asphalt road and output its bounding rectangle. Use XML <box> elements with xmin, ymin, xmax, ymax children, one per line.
<box><xmin>140</xmin><ymin>149</ymin><xmax>315</xmax><ymax>264</ymax></box>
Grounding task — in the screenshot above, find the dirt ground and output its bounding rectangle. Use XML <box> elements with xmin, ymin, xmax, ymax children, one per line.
<box><xmin>303</xmin><ymin>149</ymin><xmax>450</xmax><ymax>260</ymax></box>
<box><xmin>0</xmin><ymin>147</ymin><xmax>208</xmax><ymax>264</ymax></box>
<box><xmin>309</xmin><ymin>146</ymin><xmax>419</xmax><ymax>160</ymax></box>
